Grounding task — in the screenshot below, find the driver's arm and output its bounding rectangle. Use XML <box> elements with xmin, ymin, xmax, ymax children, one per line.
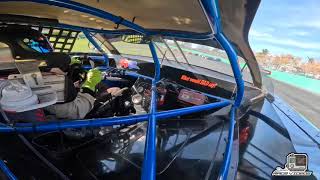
<box><xmin>45</xmin><ymin>68</ymin><xmax>102</xmax><ymax>119</ymax></box>
<box><xmin>45</xmin><ymin>92</ymin><xmax>95</xmax><ymax>120</ymax></box>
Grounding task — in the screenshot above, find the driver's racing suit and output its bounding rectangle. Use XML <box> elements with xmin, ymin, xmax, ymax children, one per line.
<box><xmin>44</xmin><ymin>68</ymin><xmax>101</xmax><ymax>120</ymax></box>
<box><xmin>42</xmin><ymin>53</ymin><xmax>112</xmax><ymax>120</ymax></box>
<box><xmin>45</xmin><ymin>91</ymin><xmax>95</xmax><ymax>120</ymax></box>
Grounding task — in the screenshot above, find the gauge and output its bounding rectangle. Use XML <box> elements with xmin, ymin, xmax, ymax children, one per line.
<box><xmin>23</xmin><ymin>38</ymin><xmax>30</xmax><ymax>43</ymax></box>
<box><xmin>132</xmin><ymin>94</ymin><xmax>143</xmax><ymax>104</ymax></box>
<box><xmin>137</xmin><ymin>86</ymin><xmax>144</xmax><ymax>93</ymax></box>
<box><xmin>178</xmin><ymin>89</ymin><xmax>206</xmax><ymax>105</ymax></box>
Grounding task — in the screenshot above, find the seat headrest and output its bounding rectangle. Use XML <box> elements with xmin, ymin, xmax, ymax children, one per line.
<box><xmin>0</xmin><ymin>47</ymin><xmax>16</xmax><ymax>70</ymax></box>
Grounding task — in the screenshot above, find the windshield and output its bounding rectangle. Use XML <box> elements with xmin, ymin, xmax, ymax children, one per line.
<box><xmin>111</xmin><ymin>40</ymin><xmax>153</xmax><ymax>57</ymax></box>
<box><xmin>71</xmin><ymin>33</ymin><xmax>111</xmax><ymax>53</ymax></box>
<box><xmin>111</xmin><ymin>37</ymin><xmax>253</xmax><ymax>83</ymax></box>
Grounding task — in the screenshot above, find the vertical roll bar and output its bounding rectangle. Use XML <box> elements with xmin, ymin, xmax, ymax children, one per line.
<box><xmin>200</xmin><ymin>0</ymin><xmax>244</xmax><ymax>107</ymax></box>
<box><xmin>200</xmin><ymin>0</ymin><xmax>245</xmax><ymax>179</ymax></box>
<box><xmin>141</xmin><ymin>40</ymin><xmax>161</xmax><ymax>180</ymax></box>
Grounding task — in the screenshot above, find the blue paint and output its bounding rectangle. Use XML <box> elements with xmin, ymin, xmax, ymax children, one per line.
<box><xmin>218</xmin><ymin>107</ymin><xmax>236</xmax><ymax>180</ymax></box>
<box><xmin>216</xmin><ymin>33</ymin><xmax>244</xmax><ymax>107</ymax></box>
<box><xmin>0</xmin><ymin>160</ymin><xmax>17</xmax><ymax>180</ymax></box>
<box><xmin>141</xmin><ymin>42</ymin><xmax>161</xmax><ymax>180</ymax></box>
<box><xmin>201</xmin><ymin>0</ymin><xmax>245</xmax><ymax>179</ymax></box>
<box><xmin>148</xmin><ymin>41</ymin><xmax>161</xmax><ymax>82</ymax></box>
<box><xmin>82</xmin><ymin>65</ymin><xmax>108</xmax><ymax>71</ymax></box>
<box><xmin>156</xmin><ymin>100</ymin><xmax>230</xmax><ymax>119</ymax></box>
<box><xmin>0</xmin><ymin>101</ymin><xmax>229</xmax><ymax>133</ymax></box>
<box><xmin>201</xmin><ymin>0</ymin><xmax>244</xmax><ymax>107</ymax></box>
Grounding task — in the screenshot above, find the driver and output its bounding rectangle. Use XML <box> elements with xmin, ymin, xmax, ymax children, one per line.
<box><xmin>43</xmin><ymin>53</ymin><xmax>120</xmax><ymax>119</ymax></box>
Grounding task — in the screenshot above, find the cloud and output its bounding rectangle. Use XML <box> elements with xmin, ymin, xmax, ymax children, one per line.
<box><xmin>299</xmin><ymin>20</ymin><xmax>320</xmax><ymax>30</ymax></box>
<box><xmin>256</xmin><ymin>36</ymin><xmax>320</xmax><ymax>50</ymax></box>
<box><xmin>282</xmin><ymin>20</ymin><xmax>320</xmax><ymax>31</ymax></box>
<box><xmin>249</xmin><ymin>29</ymin><xmax>273</xmax><ymax>38</ymax></box>
<box><xmin>289</xmin><ymin>31</ymin><xmax>310</xmax><ymax>36</ymax></box>
<box><xmin>269</xmin><ymin>15</ymin><xmax>320</xmax><ymax>31</ymax></box>
<box><xmin>251</xmin><ymin>42</ymin><xmax>320</xmax><ymax>59</ymax></box>
<box><xmin>265</xmin><ymin>27</ymin><xmax>275</xmax><ymax>32</ymax></box>
<box><xmin>250</xmin><ymin>30</ymin><xmax>320</xmax><ymax>51</ymax></box>
<box><xmin>249</xmin><ymin>0</ymin><xmax>320</xmax><ymax>58</ymax></box>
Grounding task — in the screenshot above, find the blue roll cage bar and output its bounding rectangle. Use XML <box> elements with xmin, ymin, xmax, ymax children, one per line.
<box><xmin>0</xmin><ymin>0</ymin><xmax>244</xmax><ymax>180</ymax></box>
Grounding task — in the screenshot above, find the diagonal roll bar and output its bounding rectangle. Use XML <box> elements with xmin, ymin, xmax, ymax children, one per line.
<box><xmin>0</xmin><ymin>160</ymin><xmax>17</xmax><ymax>180</ymax></box>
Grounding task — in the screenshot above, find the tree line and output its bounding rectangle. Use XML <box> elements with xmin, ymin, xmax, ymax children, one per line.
<box><xmin>255</xmin><ymin>49</ymin><xmax>320</xmax><ymax>77</ymax></box>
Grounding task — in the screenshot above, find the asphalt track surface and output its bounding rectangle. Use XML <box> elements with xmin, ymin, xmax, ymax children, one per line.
<box><xmin>268</xmin><ymin>78</ymin><xmax>320</xmax><ymax>129</ymax></box>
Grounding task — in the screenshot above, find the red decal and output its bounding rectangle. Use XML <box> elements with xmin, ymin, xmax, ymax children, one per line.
<box><xmin>180</xmin><ymin>75</ymin><xmax>190</xmax><ymax>81</ymax></box>
<box><xmin>180</xmin><ymin>75</ymin><xmax>218</xmax><ymax>88</ymax></box>
<box><xmin>200</xmin><ymin>80</ymin><xmax>210</xmax><ymax>86</ymax></box>
<box><xmin>208</xmin><ymin>82</ymin><xmax>218</xmax><ymax>88</ymax></box>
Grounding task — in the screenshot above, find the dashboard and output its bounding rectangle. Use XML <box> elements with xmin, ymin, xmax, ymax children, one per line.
<box><xmin>131</xmin><ymin>77</ymin><xmax>219</xmax><ymax>113</ymax></box>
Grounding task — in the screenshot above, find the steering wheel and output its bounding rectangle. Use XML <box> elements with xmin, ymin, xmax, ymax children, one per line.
<box><xmin>86</xmin><ymin>87</ymin><xmax>135</xmax><ymax>118</ymax></box>
<box><xmin>95</xmin><ymin>87</ymin><xmax>128</xmax><ymax>111</ymax></box>
<box><xmin>68</xmin><ymin>63</ymin><xmax>85</xmax><ymax>83</ymax></box>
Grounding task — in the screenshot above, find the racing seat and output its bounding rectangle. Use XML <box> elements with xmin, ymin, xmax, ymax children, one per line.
<box><xmin>0</xmin><ymin>43</ymin><xmax>16</xmax><ymax>70</ymax></box>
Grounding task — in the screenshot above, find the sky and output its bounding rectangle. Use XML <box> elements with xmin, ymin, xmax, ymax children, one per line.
<box><xmin>249</xmin><ymin>0</ymin><xmax>320</xmax><ymax>60</ymax></box>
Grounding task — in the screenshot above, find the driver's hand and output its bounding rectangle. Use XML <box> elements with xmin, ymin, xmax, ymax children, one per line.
<box><xmin>70</xmin><ymin>56</ymin><xmax>81</xmax><ymax>65</ymax></box>
<box><xmin>81</xmin><ymin>68</ymin><xmax>102</xmax><ymax>92</ymax></box>
<box><xmin>50</xmin><ymin>68</ymin><xmax>66</xmax><ymax>75</ymax></box>
<box><xmin>94</xmin><ymin>87</ymin><xmax>121</xmax><ymax>104</ymax></box>
<box><xmin>73</xmin><ymin>80</ymin><xmax>80</xmax><ymax>88</ymax></box>
<box><xmin>107</xmin><ymin>87</ymin><xmax>121</xmax><ymax>96</ymax></box>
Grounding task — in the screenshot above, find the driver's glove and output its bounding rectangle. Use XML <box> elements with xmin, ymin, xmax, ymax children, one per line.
<box><xmin>81</xmin><ymin>68</ymin><xmax>102</xmax><ymax>93</ymax></box>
